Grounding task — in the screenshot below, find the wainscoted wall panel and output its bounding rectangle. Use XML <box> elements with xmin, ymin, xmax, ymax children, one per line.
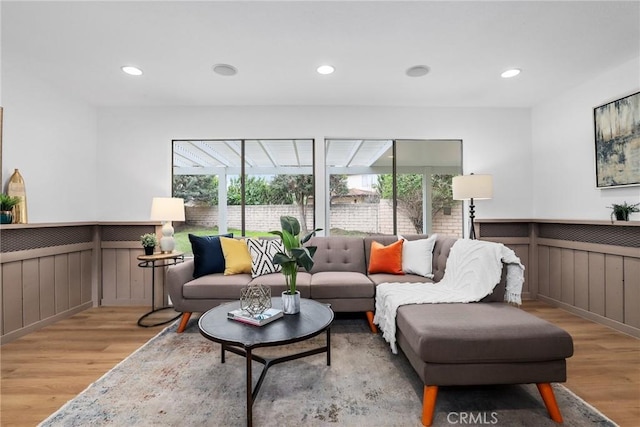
<box><xmin>561</xmin><ymin>249</ymin><xmax>575</xmax><ymax>305</ymax></box>
<box><xmin>1</xmin><ymin>222</ymin><xmax>158</xmax><ymax>344</ymax></box>
<box><xmin>538</xmin><ymin>246</ymin><xmax>549</xmax><ymax>297</ymax></box>
<box><xmin>39</xmin><ymin>256</ymin><xmax>56</xmax><ymax>319</ymax></box>
<box><xmin>54</xmin><ymin>254</ymin><xmax>69</xmax><ymax>314</ymax></box>
<box><xmin>511</xmin><ymin>245</ymin><xmax>530</xmax><ymax>296</ymax></box>
<box><xmin>1</xmin><ymin>246</ymin><xmax>93</xmax><ymax>343</ymax></box>
<box><xmin>574</xmin><ymin>251</ymin><xmax>589</xmax><ymax>311</ymax></box>
<box><xmin>474</xmin><ymin>222</ymin><xmax>529</xmax><ymax>238</ymax></box>
<box><xmin>588</xmin><ymin>253</ymin><xmax>605</xmax><ymax>317</ymax></box>
<box><xmin>479</xmin><ymin>219</ymin><xmax>640</xmax><ymax>338</ymax></box>
<box><xmin>0</xmin><ymin>226</ymin><xmax>94</xmax><ymax>252</ymax></box>
<box><xmin>605</xmin><ymin>255</ymin><xmax>624</xmax><ymax>323</ymax></box>
<box><xmin>624</xmin><ymin>258</ymin><xmax>640</xmax><ymax>328</ymax></box>
<box><xmin>100</xmin><ymin>223</ymin><xmax>159</xmax><ymax>307</ymax></box>
<box><xmin>538</xmin><ymin>223</ymin><xmax>639</xmax><ymax>247</ymax></box>
<box><xmin>115</xmin><ymin>249</ymin><xmax>132</xmax><ymax>301</ymax></box>
<box><xmin>100</xmin><ymin>247</ymin><xmax>157</xmax><ymax>306</ymax></box>
<box><xmin>549</xmin><ymin>247</ymin><xmax>562</xmax><ymax>301</ymax></box>
<box><xmin>2</xmin><ymin>261</ymin><xmax>23</xmax><ymax>334</ymax></box>
<box><xmin>3</xmin><ymin>220</ymin><xmax>636</xmax><ymax>342</ymax></box>
<box><xmin>23</xmin><ymin>259</ymin><xmax>40</xmax><ymax>327</ymax></box>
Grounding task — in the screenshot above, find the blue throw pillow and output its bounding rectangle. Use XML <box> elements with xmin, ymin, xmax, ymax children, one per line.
<box><xmin>189</xmin><ymin>233</ymin><xmax>233</xmax><ymax>278</ymax></box>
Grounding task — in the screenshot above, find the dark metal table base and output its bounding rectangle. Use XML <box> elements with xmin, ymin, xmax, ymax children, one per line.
<box><xmin>137</xmin><ymin>306</ymin><xmax>181</xmax><ymax>327</ymax></box>
<box><xmin>222</xmin><ymin>327</ymin><xmax>331</xmax><ymax>427</ymax></box>
<box><xmin>136</xmin><ymin>252</ymin><xmax>184</xmax><ymax>328</ymax></box>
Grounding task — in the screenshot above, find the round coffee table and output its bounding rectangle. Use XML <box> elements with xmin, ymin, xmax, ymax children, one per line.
<box><xmin>198</xmin><ymin>297</ymin><xmax>334</xmax><ymax>427</ymax></box>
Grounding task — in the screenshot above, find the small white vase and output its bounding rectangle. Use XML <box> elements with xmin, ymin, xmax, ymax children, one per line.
<box><xmin>282</xmin><ymin>291</ymin><xmax>301</xmax><ymax>314</ymax></box>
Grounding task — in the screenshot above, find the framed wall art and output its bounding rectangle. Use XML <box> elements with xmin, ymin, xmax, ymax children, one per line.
<box><xmin>594</xmin><ymin>91</ymin><xmax>640</xmax><ymax>188</ymax></box>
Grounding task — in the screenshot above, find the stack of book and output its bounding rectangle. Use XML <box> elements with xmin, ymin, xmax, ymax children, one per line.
<box><xmin>227</xmin><ymin>307</ymin><xmax>283</xmax><ymax>326</ymax></box>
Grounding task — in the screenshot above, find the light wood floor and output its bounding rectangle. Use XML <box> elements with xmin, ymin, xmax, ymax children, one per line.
<box><xmin>1</xmin><ymin>301</ymin><xmax>639</xmax><ymax>426</ymax></box>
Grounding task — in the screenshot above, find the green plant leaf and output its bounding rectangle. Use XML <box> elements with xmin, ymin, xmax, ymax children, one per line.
<box><xmin>300</xmin><ymin>227</ymin><xmax>322</xmax><ymax>244</ymax></box>
<box><xmin>292</xmin><ymin>247</ymin><xmax>315</xmax><ymax>271</ymax></box>
<box><xmin>273</xmin><ymin>215</ymin><xmax>321</xmax><ymax>294</ymax></box>
<box><xmin>272</xmin><ymin>252</ymin><xmax>294</xmax><ymax>267</ymax></box>
<box><xmin>306</xmin><ymin>245</ymin><xmax>318</xmax><ymax>259</ymax></box>
<box><xmin>0</xmin><ymin>194</ymin><xmax>21</xmax><ymax>211</ymax></box>
<box><xmin>280</xmin><ymin>216</ymin><xmax>300</xmax><ymax>236</ymax></box>
<box><xmin>281</xmin><ymin>229</ymin><xmax>297</xmax><ymax>252</ymax></box>
<box><xmin>269</xmin><ymin>230</ymin><xmax>283</xmax><ymax>239</ymax></box>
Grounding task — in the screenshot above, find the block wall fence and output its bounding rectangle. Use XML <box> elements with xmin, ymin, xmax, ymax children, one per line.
<box><xmin>184</xmin><ymin>200</ymin><xmax>464</xmax><ymax>237</ymax></box>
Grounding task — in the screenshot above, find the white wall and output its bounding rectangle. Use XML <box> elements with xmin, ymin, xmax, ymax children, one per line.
<box><xmin>16</xmin><ymin>54</ymin><xmax>637</xmax><ymax>226</ymax></box>
<box><xmin>532</xmin><ymin>57</ymin><xmax>640</xmax><ymax>220</ymax></box>
<box><xmin>2</xmin><ymin>64</ymin><xmax>98</xmax><ymax>223</ymax></box>
<box><xmin>97</xmin><ymin>106</ymin><xmax>532</xmax><ymax>229</ymax></box>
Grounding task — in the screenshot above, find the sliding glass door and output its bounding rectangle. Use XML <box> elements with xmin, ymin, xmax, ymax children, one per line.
<box><xmin>325</xmin><ymin>139</ymin><xmax>462</xmax><ymax>236</ymax></box>
<box><xmin>172</xmin><ymin>139</ymin><xmax>315</xmax><ymax>253</ymax></box>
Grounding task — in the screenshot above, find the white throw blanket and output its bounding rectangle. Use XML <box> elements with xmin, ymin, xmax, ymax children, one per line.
<box><xmin>373</xmin><ymin>239</ymin><xmax>525</xmax><ymax>353</ymax></box>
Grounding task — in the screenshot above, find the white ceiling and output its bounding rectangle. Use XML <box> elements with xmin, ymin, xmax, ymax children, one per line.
<box><xmin>2</xmin><ymin>1</ymin><xmax>639</xmax><ymax>108</ymax></box>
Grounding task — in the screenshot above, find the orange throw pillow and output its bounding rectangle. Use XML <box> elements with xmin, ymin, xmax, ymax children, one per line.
<box><xmin>368</xmin><ymin>240</ymin><xmax>405</xmax><ymax>275</ymax></box>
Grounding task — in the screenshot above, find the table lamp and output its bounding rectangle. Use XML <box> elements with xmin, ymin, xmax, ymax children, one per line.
<box><xmin>150</xmin><ymin>197</ymin><xmax>185</xmax><ymax>253</ymax></box>
<box><xmin>452</xmin><ymin>174</ymin><xmax>493</xmax><ymax>239</ymax></box>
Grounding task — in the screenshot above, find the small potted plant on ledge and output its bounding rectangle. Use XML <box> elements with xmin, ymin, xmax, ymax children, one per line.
<box><xmin>270</xmin><ymin>216</ymin><xmax>322</xmax><ymax>314</ymax></box>
<box><xmin>609</xmin><ymin>201</ymin><xmax>640</xmax><ymax>222</ymax></box>
<box><xmin>140</xmin><ymin>233</ymin><xmax>158</xmax><ymax>255</ymax></box>
<box><xmin>0</xmin><ymin>194</ymin><xmax>21</xmax><ymax>224</ymax></box>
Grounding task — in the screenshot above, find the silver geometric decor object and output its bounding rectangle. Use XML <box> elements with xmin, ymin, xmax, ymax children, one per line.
<box><xmin>240</xmin><ymin>284</ymin><xmax>272</xmax><ymax>315</ymax></box>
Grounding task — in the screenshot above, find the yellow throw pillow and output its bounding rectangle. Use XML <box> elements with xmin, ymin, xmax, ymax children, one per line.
<box><xmin>219</xmin><ymin>237</ymin><xmax>252</xmax><ymax>275</ymax></box>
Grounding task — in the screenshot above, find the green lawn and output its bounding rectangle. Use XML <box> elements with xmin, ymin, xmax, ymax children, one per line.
<box><xmin>174</xmin><ymin>226</ymin><xmax>270</xmax><ymax>254</ymax></box>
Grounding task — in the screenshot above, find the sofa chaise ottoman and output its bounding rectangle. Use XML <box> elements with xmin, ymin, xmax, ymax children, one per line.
<box><xmin>374</xmin><ymin>238</ymin><xmax>574</xmax><ymax>426</ymax></box>
<box><xmin>397</xmin><ymin>301</ymin><xmax>574</xmax><ymax>425</ymax></box>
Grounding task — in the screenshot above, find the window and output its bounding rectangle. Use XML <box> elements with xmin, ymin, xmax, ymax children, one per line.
<box><xmin>326</xmin><ymin>139</ymin><xmax>392</xmax><ymax>235</ymax></box>
<box><xmin>325</xmin><ymin>139</ymin><xmax>462</xmax><ymax>236</ymax></box>
<box><xmin>172</xmin><ymin>139</ymin><xmax>315</xmax><ymax>253</ymax></box>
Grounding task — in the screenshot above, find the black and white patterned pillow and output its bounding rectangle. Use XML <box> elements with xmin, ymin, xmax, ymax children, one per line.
<box><xmin>247</xmin><ymin>238</ymin><xmax>285</xmax><ymax>278</ymax></box>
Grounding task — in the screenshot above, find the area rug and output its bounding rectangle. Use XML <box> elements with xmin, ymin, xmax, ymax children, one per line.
<box><xmin>40</xmin><ymin>317</ymin><xmax>616</xmax><ymax>427</ymax></box>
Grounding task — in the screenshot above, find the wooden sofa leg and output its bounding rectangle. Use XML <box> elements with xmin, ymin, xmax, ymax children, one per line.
<box><xmin>177</xmin><ymin>312</ymin><xmax>192</xmax><ymax>333</ymax></box>
<box><xmin>536</xmin><ymin>383</ymin><xmax>563</xmax><ymax>423</ymax></box>
<box><xmin>422</xmin><ymin>385</ymin><xmax>438</xmax><ymax>426</ymax></box>
<box><xmin>365</xmin><ymin>311</ymin><xmax>378</xmax><ymax>333</ymax></box>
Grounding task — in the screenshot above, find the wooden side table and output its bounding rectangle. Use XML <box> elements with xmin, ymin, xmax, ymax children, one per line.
<box><xmin>136</xmin><ymin>252</ymin><xmax>184</xmax><ymax>327</ymax></box>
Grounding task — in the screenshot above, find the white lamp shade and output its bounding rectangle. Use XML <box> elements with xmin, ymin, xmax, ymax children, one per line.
<box><xmin>452</xmin><ymin>175</ymin><xmax>493</xmax><ymax>200</ymax></box>
<box><xmin>150</xmin><ymin>197</ymin><xmax>185</xmax><ymax>221</ymax></box>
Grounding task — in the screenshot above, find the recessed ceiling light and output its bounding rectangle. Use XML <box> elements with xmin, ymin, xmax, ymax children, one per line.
<box><xmin>213</xmin><ymin>64</ymin><xmax>238</xmax><ymax>76</ymax></box>
<box><xmin>317</xmin><ymin>65</ymin><xmax>335</xmax><ymax>75</ymax></box>
<box><xmin>406</xmin><ymin>65</ymin><xmax>430</xmax><ymax>77</ymax></box>
<box><xmin>121</xmin><ymin>66</ymin><xmax>143</xmax><ymax>76</ymax></box>
<box><xmin>501</xmin><ymin>68</ymin><xmax>521</xmax><ymax>78</ymax></box>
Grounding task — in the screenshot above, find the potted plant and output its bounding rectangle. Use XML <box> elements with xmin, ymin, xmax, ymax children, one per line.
<box><xmin>0</xmin><ymin>194</ymin><xmax>21</xmax><ymax>225</ymax></box>
<box><xmin>609</xmin><ymin>201</ymin><xmax>640</xmax><ymax>222</ymax></box>
<box><xmin>140</xmin><ymin>233</ymin><xmax>158</xmax><ymax>255</ymax></box>
<box><xmin>270</xmin><ymin>216</ymin><xmax>322</xmax><ymax>314</ymax></box>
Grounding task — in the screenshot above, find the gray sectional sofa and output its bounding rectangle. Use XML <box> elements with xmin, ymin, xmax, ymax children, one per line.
<box><xmin>166</xmin><ymin>234</ymin><xmax>573</xmax><ymax>426</ymax></box>
<box><xmin>167</xmin><ymin>234</ymin><xmax>442</xmax><ymax>333</ymax></box>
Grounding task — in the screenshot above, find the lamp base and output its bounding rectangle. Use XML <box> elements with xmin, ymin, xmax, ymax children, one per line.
<box><xmin>160</xmin><ymin>222</ymin><xmax>175</xmax><ymax>252</ymax></box>
<box><xmin>468</xmin><ymin>199</ymin><xmax>477</xmax><ymax>240</ymax></box>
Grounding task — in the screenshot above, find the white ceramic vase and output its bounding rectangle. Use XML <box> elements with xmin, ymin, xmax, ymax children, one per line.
<box><xmin>281</xmin><ymin>290</ymin><xmax>301</xmax><ymax>314</ymax></box>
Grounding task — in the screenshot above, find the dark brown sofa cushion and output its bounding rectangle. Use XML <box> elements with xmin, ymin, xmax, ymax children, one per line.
<box><xmin>396</xmin><ymin>303</ymin><xmax>574</xmax><ymax>364</ymax></box>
